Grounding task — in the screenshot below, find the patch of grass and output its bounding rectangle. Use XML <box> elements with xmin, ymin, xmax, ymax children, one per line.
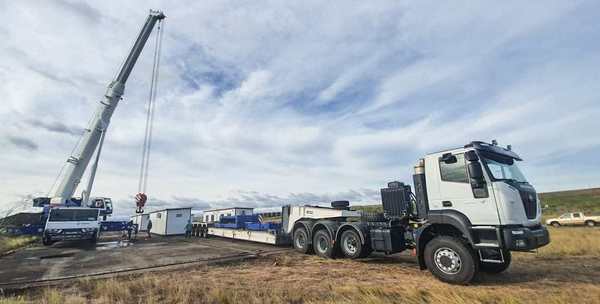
<box><xmin>0</xmin><ymin>235</ymin><xmax>38</xmax><ymax>254</ymax></box>
<box><xmin>535</xmin><ymin>227</ymin><xmax>600</xmax><ymax>258</ymax></box>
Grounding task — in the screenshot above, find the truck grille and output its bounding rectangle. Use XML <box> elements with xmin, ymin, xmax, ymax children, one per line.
<box><xmin>519</xmin><ymin>190</ymin><xmax>537</xmax><ymax>220</ymax></box>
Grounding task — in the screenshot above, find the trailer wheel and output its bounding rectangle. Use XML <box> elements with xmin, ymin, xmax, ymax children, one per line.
<box><xmin>480</xmin><ymin>250</ymin><xmax>511</xmax><ymax>273</ymax></box>
<box><xmin>424</xmin><ymin>236</ymin><xmax>478</xmax><ymax>285</ymax></box>
<box><xmin>293</xmin><ymin>226</ymin><xmax>312</xmax><ymax>254</ymax></box>
<box><xmin>340</xmin><ymin>229</ymin><xmax>369</xmax><ymax>259</ymax></box>
<box><xmin>313</xmin><ymin>229</ymin><xmax>335</xmax><ymax>258</ymax></box>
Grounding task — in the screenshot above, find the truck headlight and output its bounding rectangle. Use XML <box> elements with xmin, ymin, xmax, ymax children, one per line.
<box><xmin>515</xmin><ymin>239</ymin><xmax>527</xmax><ymax>248</ymax></box>
<box><xmin>511</xmin><ymin>230</ymin><xmax>525</xmax><ymax>235</ymax></box>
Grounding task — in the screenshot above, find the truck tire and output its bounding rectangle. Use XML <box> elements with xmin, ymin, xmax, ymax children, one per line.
<box><xmin>293</xmin><ymin>226</ymin><xmax>312</xmax><ymax>254</ymax></box>
<box><xmin>585</xmin><ymin>221</ymin><xmax>596</xmax><ymax>227</ymax></box>
<box><xmin>313</xmin><ymin>229</ymin><xmax>335</xmax><ymax>258</ymax></box>
<box><xmin>340</xmin><ymin>229</ymin><xmax>371</xmax><ymax>259</ymax></box>
<box><xmin>42</xmin><ymin>235</ymin><xmax>53</xmax><ymax>246</ymax></box>
<box><xmin>550</xmin><ymin>222</ymin><xmax>560</xmax><ymax>228</ymax></box>
<box><xmin>90</xmin><ymin>234</ymin><xmax>98</xmax><ymax>244</ymax></box>
<box><xmin>424</xmin><ymin>236</ymin><xmax>478</xmax><ymax>285</ymax></box>
<box><xmin>480</xmin><ymin>250</ymin><xmax>511</xmax><ymax>273</ymax></box>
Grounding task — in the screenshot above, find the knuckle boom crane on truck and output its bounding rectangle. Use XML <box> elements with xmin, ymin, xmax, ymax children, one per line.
<box><xmin>34</xmin><ymin>10</ymin><xmax>165</xmax><ymax>245</ymax></box>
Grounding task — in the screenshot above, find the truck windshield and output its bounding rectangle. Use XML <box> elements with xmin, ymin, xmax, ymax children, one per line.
<box><xmin>49</xmin><ymin>209</ymin><xmax>99</xmax><ymax>222</ymax></box>
<box><xmin>481</xmin><ymin>153</ymin><xmax>528</xmax><ymax>183</ymax></box>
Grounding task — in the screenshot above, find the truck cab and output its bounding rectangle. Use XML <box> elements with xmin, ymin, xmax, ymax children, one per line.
<box><xmin>42</xmin><ymin>207</ymin><xmax>101</xmax><ymax>246</ymax></box>
<box><xmin>419</xmin><ymin>141</ymin><xmax>548</xmax><ymax>250</ymax></box>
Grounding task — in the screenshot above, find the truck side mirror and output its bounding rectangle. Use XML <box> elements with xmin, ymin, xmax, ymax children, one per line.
<box><xmin>467</xmin><ymin>162</ymin><xmax>484</xmax><ymax>179</ymax></box>
<box><xmin>441</xmin><ymin>153</ymin><xmax>457</xmax><ymax>164</ymax></box>
<box><xmin>464</xmin><ymin>150</ymin><xmax>479</xmax><ymax>161</ymax></box>
<box><xmin>467</xmin><ymin>162</ymin><xmax>488</xmax><ymax>198</ymax></box>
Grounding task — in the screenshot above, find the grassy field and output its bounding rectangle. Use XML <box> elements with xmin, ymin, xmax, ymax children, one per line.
<box><xmin>1</xmin><ymin>227</ymin><xmax>599</xmax><ymax>304</ymax></box>
<box><xmin>0</xmin><ymin>235</ymin><xmax>38</xmax><ymax>254</ymax></box>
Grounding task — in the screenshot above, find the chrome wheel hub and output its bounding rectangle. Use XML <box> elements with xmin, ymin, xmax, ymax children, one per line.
<box><xmin>343</xmin><ymin>235</ymin><xmax>358</xmax><ymax>254</ymax></box>
<box><xmin>434</xmin><ymin>247</ymin><xmax>462</xmax><ymax>274</ymax></box>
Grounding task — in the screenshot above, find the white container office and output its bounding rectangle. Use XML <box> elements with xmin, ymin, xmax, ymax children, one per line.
<box><xmin>148</xmin><ymin>208</ymin><xmax>192</xmax><ymax>235</ymax></box>
<box><xmin>130</xmin><ymin>214</ymin><xmax>150</xmax><ymax>231</ymax></box>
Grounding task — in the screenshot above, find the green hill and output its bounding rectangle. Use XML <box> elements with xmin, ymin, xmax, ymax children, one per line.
<box><xmin>539</xmin><ymin>188</ymin><xmax>600</xmax><ymax>216</ymax></box>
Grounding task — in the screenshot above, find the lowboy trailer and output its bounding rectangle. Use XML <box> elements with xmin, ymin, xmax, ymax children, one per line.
<box><xmin>204</xmin><ymin>141</ymin><xmax>550</xmax><ymax>284</ymax></box>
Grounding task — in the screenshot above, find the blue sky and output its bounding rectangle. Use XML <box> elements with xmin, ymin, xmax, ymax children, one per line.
<box><xmin>1</xmin><ymin>1</ymin><xmax>599</xmax><ymax>216</ymax></box>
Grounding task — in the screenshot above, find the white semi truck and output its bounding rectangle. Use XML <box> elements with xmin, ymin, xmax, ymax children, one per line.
<box><xmin>206</xmin><ymin>141</ymin><xmax>550</xmax><ymax>284</ymax></box>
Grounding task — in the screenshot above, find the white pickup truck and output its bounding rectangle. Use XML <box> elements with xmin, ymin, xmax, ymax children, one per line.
<box><xmin>43</xmin><ymin>207</ymin><xmax>101</xmax><ymax>245</ymax></box>
<box><xmin>546</xmin><ymin>212</ymin><xmax>599</xmax><ymax>227</ymax></box>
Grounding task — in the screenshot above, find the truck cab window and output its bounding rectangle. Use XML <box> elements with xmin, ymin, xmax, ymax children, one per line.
<box><xmin>439</xmin><ymin>153</ymin><xmax>468</xmax><ymax>183</ymax></box>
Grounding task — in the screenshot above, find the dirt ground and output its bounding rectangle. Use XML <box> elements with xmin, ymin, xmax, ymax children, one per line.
<box><xmin>1</xmin><ymin>228</ymin><xmax>599</xmax><ymax>303</ymax></box>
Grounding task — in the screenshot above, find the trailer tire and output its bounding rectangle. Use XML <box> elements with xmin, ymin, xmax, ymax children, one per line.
<box><xmin>480</xmin><ymin>250</ymin><xmax>511</xmax><ymax>273</ymax></box>
<box><xmin>313</xmin><ymin>229</ymin><xmax>335</xmax><ymax>259</ymax></box>
<box><xmin>293</xmin><ymin>226</ymin><xmax>312</xmax><ymax>254</ymax></box>
<box><xmin>424</xmin><ymin>236</ymin><xmax>478</xmax><ymax>285</ymax></box>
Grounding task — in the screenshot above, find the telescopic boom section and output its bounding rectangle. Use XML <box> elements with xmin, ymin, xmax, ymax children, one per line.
<box><xmin>51</xmin><ymin>10</ymin><xmax>166</xmax><ymax>204</ymax></box>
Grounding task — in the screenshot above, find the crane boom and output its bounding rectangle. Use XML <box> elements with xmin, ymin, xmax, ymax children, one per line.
<box><xmin>50</xmin><ymin>10</ymin><xmax>165</xmax><ymax>204</ymax></box>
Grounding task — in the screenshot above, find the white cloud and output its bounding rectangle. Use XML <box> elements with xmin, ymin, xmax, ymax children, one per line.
<box><xmin>1</xmin><ymin>1</ymin><xmax>599</xmax><ymax>216</ymax></box>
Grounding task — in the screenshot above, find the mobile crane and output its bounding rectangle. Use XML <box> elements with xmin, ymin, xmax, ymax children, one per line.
<box><xmin>204</xmin><ymin>141</ymin><xmax>550</xmax><ymax>284</ymax></box>
<box><xmin>37</xmin><ymin>10</ymin><xmax>166</xmax><ymax>245</ymax></box>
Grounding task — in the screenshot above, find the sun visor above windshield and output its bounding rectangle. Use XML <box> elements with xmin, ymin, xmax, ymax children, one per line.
<box><xmin>465</xmin><ymin>141</ymin><xmax>522</xmax><ymax>161</ymax></box>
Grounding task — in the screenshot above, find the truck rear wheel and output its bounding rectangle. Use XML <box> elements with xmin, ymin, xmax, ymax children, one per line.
<box><xmin>313</xmin><ymin>229</ymin><xmax>335</xmax><ymax>258</ymax></box>
<box><xmin>293</xmin><ymin>226</ymin><xmax>312</xmax><ymax>254</ymax></box>
<box><xmin>42</xmin><ymin>235</ymin><xmax>53</xmax><ymax>246</ymax></box>
<box><xmin>424</xmin><ymin>236</ymin><xmax>478</xmax><ymax>285</ymax></box>
<box><xmin>480</xmin><ymin>250</ymin><xmax>511</xmax><ymax>273</ymax></box>
<box><xmin>340</xmin><ymin>229</ymin><xmax>370</xmax><ymax>259</ymax></box>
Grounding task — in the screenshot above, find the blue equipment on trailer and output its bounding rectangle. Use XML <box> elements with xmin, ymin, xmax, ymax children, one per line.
<box><xmin>245</xmin><ymin>222</ymin><xmax>281</xmax><ymax>231</ymax></box>
<box><xmin>100</xmin><ymin>221</ymin><xmax>130</xmax><ymax>232</ymax></box>
<box><xmin>214</xmin><ymin>215</ymin><xmax>260</xmax><ymax>229</ymax></box>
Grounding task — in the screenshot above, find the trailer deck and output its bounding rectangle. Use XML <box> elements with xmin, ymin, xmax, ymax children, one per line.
<box><xmin>208</xmin><ymin>227</ymin><xmax>290</xmax><ymax>245</ymax></box>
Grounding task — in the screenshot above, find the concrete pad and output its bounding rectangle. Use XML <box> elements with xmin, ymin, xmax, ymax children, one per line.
<box><xmin>0</xmin><ymin>234</ymin><xmax>289</xmax><ymax>289</ymax></box>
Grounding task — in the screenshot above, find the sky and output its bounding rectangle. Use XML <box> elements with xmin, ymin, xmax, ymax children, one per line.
<box><xmin>1</xmin><ymin>1</ymin><xmax>599</xmax><ymax>217</ymax></box>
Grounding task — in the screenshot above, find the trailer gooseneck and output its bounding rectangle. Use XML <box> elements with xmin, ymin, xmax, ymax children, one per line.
<box><xmin>206</xmin><ymin>141</ymin><xmax>550</xmax><ymax>284</ymax></box>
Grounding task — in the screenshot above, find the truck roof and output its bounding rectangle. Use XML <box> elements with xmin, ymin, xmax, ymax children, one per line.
<box><xmin>425</xmin><ymin>141</ymin><xmax>522</xmax><ymax>160</ymax></box>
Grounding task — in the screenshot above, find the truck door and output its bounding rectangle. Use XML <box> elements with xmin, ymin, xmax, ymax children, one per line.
<box><xmin>430</xmin><ymin>152</ymin><xmax>500</xmax><ymax>225</ymax></box>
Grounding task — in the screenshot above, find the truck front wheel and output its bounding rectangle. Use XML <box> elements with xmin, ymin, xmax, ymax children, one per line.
<box><xmin>585</xmin><ymin>221</ymin><xmax>596</xmax><ymax>227</ymax></box>
<box><xmin>480</xmin><ymin>250</ymin><xmax>511</xmax><ymax>273</ymax></box>
<box><xmin>293</xmin><ymin>226</ymin><xmax>312</xmax><ymax>254</ymax></box>
<box><xmin>424</xmin><ymin>236</ymin><xmax>478</xmax><ymax>285</ymax></box>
